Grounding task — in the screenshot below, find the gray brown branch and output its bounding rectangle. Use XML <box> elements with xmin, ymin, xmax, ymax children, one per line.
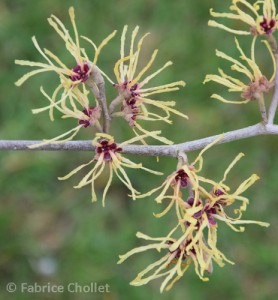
<box><xmin>1</xmin><ymin>123</ymin><xmax>277</xmax><ymax>156</ymax></box>
<box><xmin>88</xmin><ymin>65</ymin><xmax>111</xmax><ymax>133</ymax></box>
<box><xmin>268</xmin><ymin>43</ymin><xmax>278</xmax><ymax>125</ymax></box>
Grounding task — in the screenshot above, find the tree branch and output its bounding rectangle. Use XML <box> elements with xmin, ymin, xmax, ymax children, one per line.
<box><xmin>268</xmin><ymin>50</ymin><xmax>278</xmax><ymax>124</ymax></box>
<box><xmin>1</xmin><ymin>123</ymin><xmax>278</xmax><ymax>156</ymax></box>
<box><xmin>88</xmin><ymin>65</ymin><xmax>111</xmax><ymax>133</ymax></box>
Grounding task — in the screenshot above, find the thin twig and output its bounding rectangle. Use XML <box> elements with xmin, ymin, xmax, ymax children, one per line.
<box><xmin>1</xmin><ymin>123</ymin><xmax>278</xmax><ymax>156</ymax></box>
<box><xmin>109</xmin><ymin>95</ymin><xmax>124</xmax><ymax>114</ymax></box>
<box><xmin>88</xmin><ymin>65</ymin><xmax>111</xmax><ymax>133</ymax></box>
<box><xmin>258</xmin><ymin>95</ymin><xmax>267</xmax><ymax>124</ymax></box>
<box><xmin>268</xmin><ymin>50</ymin><xmax>278</xmax><ymax>124</ymax></box>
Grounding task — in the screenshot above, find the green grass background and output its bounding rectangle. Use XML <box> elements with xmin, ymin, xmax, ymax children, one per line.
<box><xmin>0</xmin><ymin>0</ymin><xmax>278</xmax><ymax>299</ymax></box>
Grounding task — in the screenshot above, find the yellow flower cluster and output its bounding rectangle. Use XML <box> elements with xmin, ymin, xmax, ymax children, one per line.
<box><xmin>14</xmin><ymin>4</ymin><xmax>273</xmax><ymax>293</ymax></box>
<box><xmin>109</xmin><ymin>26</ymin><xmax>188</xmax><ymax>144</ymax></box>
<box><xmin>205</xmin><ymin>0</ymin><xmax>277</xmax><ymax>118</ymax></box>
<box><xmin>209</xmin><ymin>0</ymin><xmax>278</xmax><ymax>36</ymax></box>
<box><xmin>15</xmin><ymin>9</ymin><xmax>187</xmax><ymax>147</ymax></box>
<box><xmin>204</xmin><ymin>36</ymin><xmax>275</xmax><ymax>104</ymax></box>
<box><xmin>59</xmin><ymin>133</ymin><xmax>162</xmax><ymax>207</ymax></box>
<box><xmin>15</xmin><ymin>7</ymin><xmax>116</xmax><ymax>147</ymax></box>
<box><xmin>118</xmin><ymin>138</ymin><xmax>269</xmax><ymax>292</ymax></box>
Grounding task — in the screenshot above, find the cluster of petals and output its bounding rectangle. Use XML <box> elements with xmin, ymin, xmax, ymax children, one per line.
<box><xmin>209</xmin><ymin>0</ymin><xmax>278</xmax><ymax>36</ymax></box>
<box><xmin>58</xmin><ymin>133</ymin><xmax>163</xmax><ymax>206</ymax></box>
<box><xmin>204</xmin><ymin>37</ymin><xmax>275</xmax><ymax>103</ymax></box>
<box><xmin>118</xmin><ymin>137</ymin><xmax>269</xmax><ymax>291</ymax></box>
<box><xmin>15</xmin><ymin>7</ymin><xmax>116</xmax><ymax>148</ymax></box>
<box><xmin>110</xmin><ymin>26</ymin><xmax>188</xmax><ymax>144</ymax></box>
<box><xmin>15</xmin><ymin>7</ymin><xmax>116</xmax><ymax>95</ymax></box>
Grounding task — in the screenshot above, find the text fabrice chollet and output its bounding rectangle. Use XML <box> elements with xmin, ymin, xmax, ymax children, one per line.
<box><xmin>20</xmin><ymin>282</ymin><xmax>110</xmax><ymax>293</ymax></box>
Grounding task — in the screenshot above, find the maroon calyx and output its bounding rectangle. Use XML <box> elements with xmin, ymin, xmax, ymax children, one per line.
<box><xmin>260</xmin><ymin>17</ymin><xmax>276</xmax><ymax>35</ymax></box>
<box><xmin>167</xmin><ymin>241</ymin><xmax>187</xmax><ymax>260</ymax></box>
<box><xmin>175</xmin><ymin>169</ymin><xmax>189</xmax><ymax>188</ymax></box>
<box><xmin>122</xmin><ymin>98</ymin><xmax>141</xmax><ymax>127</ymax></box>
<box><xmin>126</xmin><ymin>98</ymin><xmax>137</xmax><ymax>109</ymax></box>
<box><xmin>130</xmin><ymin>83</ymin><xmax>139</xmax><ymax>97</ymax></box>
<box><xmin>167</xmin><ymin>239</ymin><xmax>196</xmax><ymax>260</ymax></box>
<box><xmin>203</xmin><ymin>203</ymin><xmax>218</xmax><ymax>226</ymax></box>
<box><xmin>78</xmin><ymin>106</ymin><xmax>100</xmax><ymax>128</ymax></box>
<box><xmin>95</xmin><ymin>139</ymin><xmax>122</xmax><ymax>161</ymax></box>
<box><xmin>241</xmin><ymin>76</ymin><xmax>274</xmax><ymax>100</ymax></box>
<box><xmin>214</xmin><ymin>189</ymin><xmax>224</xmax><ymax>197</ymax></box>
<box><xmin>114</xmin><ymin>81</ymin><xmax>140</xmax><ymax>100</ymax></box>
<box><xmin>70</xmin><ymin>63</ymin><xmax>90</xmax><ymax>82</ymax></box>
<box><xmin>184</xmin><ymin>197</ymin><xmax>204</xmax><ymax>229</ymax></box>
<box><xmin>212</xmin><ymin>188</ymin><xmax>228</xmax><ymax>207</ymax></box>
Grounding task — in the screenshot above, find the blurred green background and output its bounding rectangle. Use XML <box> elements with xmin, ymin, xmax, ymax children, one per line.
<box><xmin>0</xmin><ymin>0</ymin><xmax>278</xmax><ymax>299</ymax></box>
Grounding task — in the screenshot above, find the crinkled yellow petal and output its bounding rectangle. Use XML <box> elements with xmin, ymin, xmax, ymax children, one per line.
<box><xmin>120</xmin><ymin>25</ymin><xmax>128</xmax><ymax>81</ymax></box>
<box><xmin>135</xmin><ymin>123</ymin><xmax>173</xmax><ymax>145</ymax></box>
<box><xmin>160</xmin><ymin>253</ymin><xmax>184</xmax><ymax>292</ymax></box>
<box><xmin>208</xmin><ymin>20</ymin><xmax>251</xmax><ymax>35</ymax></box>
<box><xmin>192</xmin><ymin>134</ymin><xmax>224</xmax><ymax>169</ymax></box>
<box><xmin>129</xmin><ymin>32</ymin><xmax>150</xmax><ymax>81</ymax></box>
<box><xmin>73</xmin><ymin>157</ymin><xmax>104</xmax><ymax>188</ymax></box>
<box><xmin>127</xmin><ymin>26</ymin><xmax>139</xmax><ymax>78</ymax></box>
<box><xmin>204</xmin><ymin>74</ymin><xmax>243</xmax><ymax>91</ymax></box>
<box><xmin>140</xmin><ymin>61</ymin><xmax>173</xmax><ymax>87</ymax></box>
<box><xmin>220</xmin><ymin>152</ymin><xmax>245</xmax><ymax>184</ymax></box>
<box><xmin>58</xmin><ymin>158</ymin><xmax>95</xmax><ymax>180</ymax></box>
<box><xmin>118</xmin><ymin>244</ymin><xmax>167</xmax><ymax>264</ymax></box>
<box><xmin>141</xmin><ymin>80</ymin><xmax>186</xmax><ymax>93</ymax></box>
<box><xmin>15</xmin><ymin>68</ymin><xmax>53</xmax><ymax>86</ymax></box>
<box><xmin>213</xmin><ymin>213</ymin><xmax>269</xmax><ymax>227</ymax></box>
<box><xmin>130</xmin><ymin>49</ymin><xmax>158</xmax><ymax>86</ymax></box>
<box><xmin>154</xmin><ymin>198</ymin><xmax>175</xmax><ymax>218</ymax></box>
<box><xmin>92</xmin><ymin>30</ymin><xmax>117</xmax><ymax>67</ymax></box>
<box><xmin>28</xmin><ymin>125</ymin><xmax>82</xmax><ymax>149</ymax></box>
<box><xmin>211</xmin><ymin>93</ymin><xmax>250</xmax><ymax>104</ymax></box>
<box><xmin>102</xmin><ymin>163</ymin><xmax>113</xmax><ymax>207</ymax></box>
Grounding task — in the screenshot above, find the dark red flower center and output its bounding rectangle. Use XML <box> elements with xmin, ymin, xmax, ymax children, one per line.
<box><xmin>260</xmin><ymin>17</ymin><xmax>276</xmax><ymax>35</ymax></box>
<box><xmin>126</xmin><ymin>98</ymin><xmax>137</xmax><ymax>109</ymax></box>
<box><xmin>70</xmin><ymin>63</ymin><xmax>90</xmax><ymax>82</ymax></box>
<box><xmin>214</xmin><ymin>189</ymin><xmax>224</xmax><ymax>197</ymax></box>
<box><xmin>95</xmin><ymin>139</ymin><xmax>122</xmax><ymax>161</ymax></box>
<box><xmin>113</xmin><ymin>81</ymin><xmax>140</xmax><ymax>98</ymax></box>
<box><xmin>167</xmin><ymin>241</ymin><xmax>187</xmax><ymax>260</ymax></box>
<box><xmin>130</xmin><ymin>83</ymin><xmax>139</xmax><ymax>97</ymax></box>
<box><xmin>78</xmin><ymin>107</ymin><xmax>97</xmax><ymax>128</ymax></box>
<box><xmin>204</xmin><ymin>204</ymin><xmax>217</xmax><ymax>226</ymax></box>
<box><xmin>167</xmin><ymin>240</ymin><xmax>196</xmax><ymax>260</ymax></box>
<box><xmin>175</xmin><ymin>169</ymin><xmax>189</xmax><ymax>188</ymax></box>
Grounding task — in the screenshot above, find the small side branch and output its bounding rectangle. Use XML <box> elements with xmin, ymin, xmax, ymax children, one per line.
<box><xmin>258</xmin><ymin>96</ymin><xmax>267</xmax><ymax>124</ymax></box>
<box><xmin>89</xmin><ymin>65</ymin><xmax>111</xmax><ymax>133</ymax></box>
<box><xmin>268</xmin><ymin>52</ymin><xmax>278</xmax><ymax>124</ymax></box>
<box><xmin>1</xmin><ymin>123</ymin><xmax>278</xmax><ymax>155</ymax></box>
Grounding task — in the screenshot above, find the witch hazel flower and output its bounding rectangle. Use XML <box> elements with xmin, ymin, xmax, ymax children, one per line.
<box><xmin>28</xmin><ymin>87</ymin><xmax>102</xmax><ymax>149</ymax></box>
<box><xmin>58</xmin><ymin>133</ymin><xmax>163</xmax><ymax>206</ymax></box>
<box><xmin>15</xmin><ymin>7</ymin><xmax>116</xmax><ymax>106</ymax></box>
<box><xmin>118</xmin><ymin>232</ymin><xmax>192</xmax><ymax>293</ymax></box>
<box><xmin>173</xmin><ymin>151</ymin><xmax>270</xmax><ymax>232</ymax></box>
<box><xmin>120</xmin><ymin>145</ymin><xmax>269</xmax><ymax>291</ymax></box>
<box><xmin>204</xmin><ymin>37</ymin><xmax>275</xmax><ymax>104</ymax></box>
<box><xmin>117</xmin><ymin>225</ymin><xmax>232</xmax><ymax>292</ymax></box>
<box><xmin>138</xmin><ymin>135</ymin><xmax>269</xmax><ymax>230</ymax></box>
<box><xmin>108</xmin><ymin>26</ymin><xmax>188</xmax><ymax>144</ymax></box>
<box><xmin>199</xmin><ymin>153</ymin><xmax>269</xmax><ymax>231</ymax></box>
<box><xmin>209</xmin><ymin>0</ymin><xmax>278</xmax><ymax>36</ymax></box>
<box><xmin>135</xmin><ymin>136</ymin><xmax>226</xmax><ymax>218</ymax></box>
